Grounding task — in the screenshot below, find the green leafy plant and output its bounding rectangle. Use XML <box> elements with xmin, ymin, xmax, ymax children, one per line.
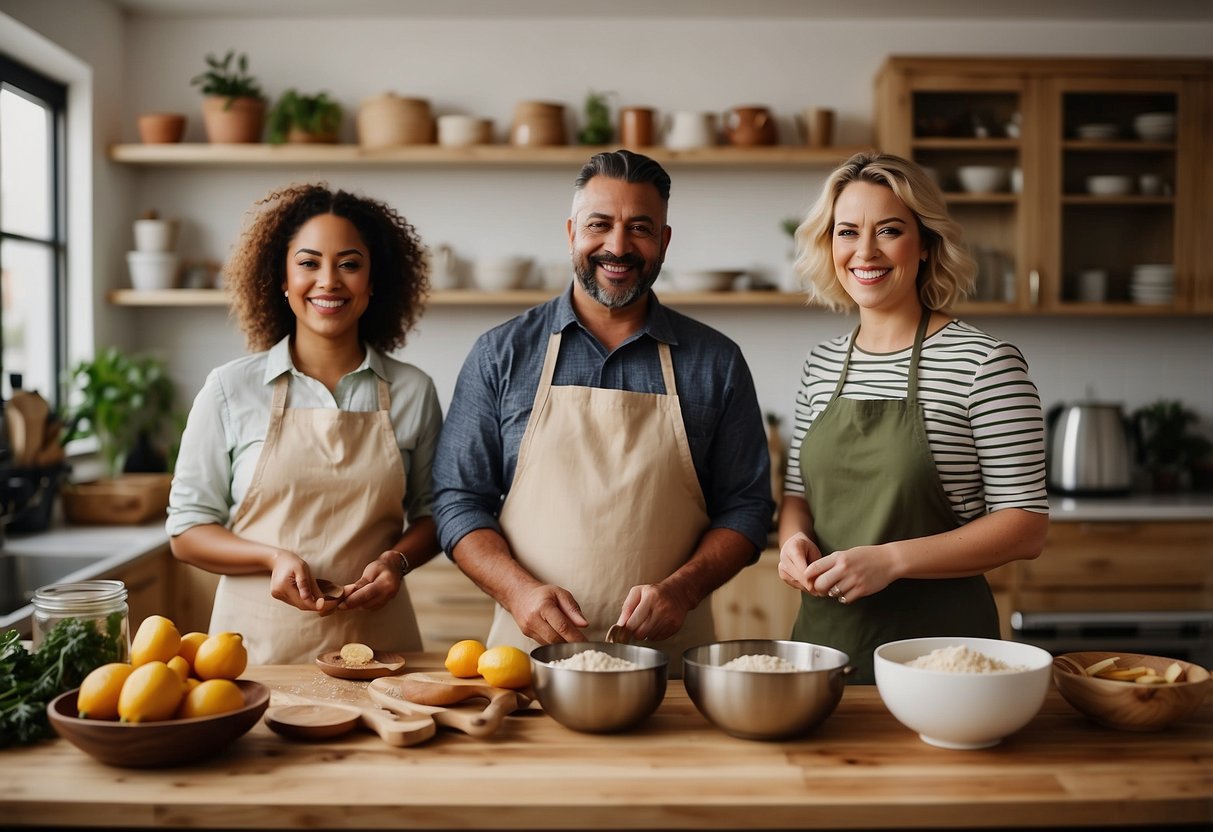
<box><xmin>1133</xmin><ymin>399</ymin><xmax>1213</xmax><ymax>474</ymax></box>
<box><xmin>190</xmin><ymin>50</ymin><xmax>264</xmax><ymax>107</ymax></box>
<box><xmin>62</xmin><ymin>348</ymin><xmax>180</xmax><ymax>478</ymax></box>
<box><xmin>267</xmin><ymin>89</ymin><xmax>342</xmax><ymax>144</ymax></box>
<box><xmin>0</xmin><ymin>616</ymin><xmax>124</xmax><ymax>747</ymax></box>
<box><xmin>578</xmin><ymin>90</ymin><xmax>613</xmax><ymax>145</ymax></box>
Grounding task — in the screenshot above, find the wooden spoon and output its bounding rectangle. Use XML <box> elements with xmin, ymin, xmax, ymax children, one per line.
<box><xmin>605</xmin><ymin>624</ymin><xmax>632</xmax><ymax>644</ymax></box>
<box><xmin>264</xmin><ymin>702</ymin><xmax>435</xmax><ymax>747</ymax></box>
<box><xmin>395</xmin><ymin>672</ymin><xmax>532</xmax><ymax>708</ymax></box>
<box><xmin>368</xmin><ymin>677</ymin><xmax>516</xmax><ymax>739</ymax></box>
<box><xmin>314</xmin><ymin>578</ymin><xmax>345</xmax><ymax>602</ymax></box>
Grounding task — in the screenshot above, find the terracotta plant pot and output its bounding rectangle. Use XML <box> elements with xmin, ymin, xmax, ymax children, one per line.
<box><xmin>201</xmin><ymin>95</ymin><xmax>266</xmax><ymax>143</ymax></box>
<box><xmin>286</xmin><ymin>126</ymin><xmax>338</xmax><ymax>144</ymax></box>
<box><xmin>136</xmin><ymin>112</ymin><xmax>186</xmax><ymax>144</ymax></box>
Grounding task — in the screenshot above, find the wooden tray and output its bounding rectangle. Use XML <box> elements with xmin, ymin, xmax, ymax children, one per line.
<box><xmin>61</xmin><ymin>473</ymin><xmax>172</xmax><ymax>525</ymax></box>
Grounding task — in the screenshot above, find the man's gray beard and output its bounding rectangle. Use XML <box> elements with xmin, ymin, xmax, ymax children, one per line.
<box><xmin>575</xmin><ymin>261</ymin><xmax>662</xmax><ymax>309</ymax></box>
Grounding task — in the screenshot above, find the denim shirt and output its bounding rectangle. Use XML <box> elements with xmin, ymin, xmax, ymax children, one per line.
<box><xmin>432</xmin><ymin>287</ymin><xmax>773</xmax><ymax>556</ymax></box>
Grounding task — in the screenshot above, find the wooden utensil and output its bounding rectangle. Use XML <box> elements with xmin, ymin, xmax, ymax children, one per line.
<box><xmin>264</xmin><ymin>702</ymin><xmax>435</xmax><ymax>747</ymax></box>
<box><xmin>315</xmin><ymin>578</ymin><xmax>345</xmax><ymax>602</ymax></box>
<box><xmin>394</xmin><ymin>671</ymin><xmax>532</xmax><ymax>708</ymax></box>
<box><xmin>606</xmin><ymin>624</ymin><xmax>632</xmax><ymax>644</ymax></box>
<box><xmin>368</xmin><ymin>676</ymin><xmax>520</xmax><ymax>738</ymax></box>
<box><xmin>314</xmin><ymin>649</ymin><xmax>407</xmax><ymax>680</ymax></box>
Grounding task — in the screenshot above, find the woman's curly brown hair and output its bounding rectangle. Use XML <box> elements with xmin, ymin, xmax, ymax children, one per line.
<box><xmin>224</xmin><ymin>182</ymin><xmax>430</xmax><ymax>352</ymax></box>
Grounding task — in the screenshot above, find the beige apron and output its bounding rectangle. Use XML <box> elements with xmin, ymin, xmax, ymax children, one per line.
<box><xmin>491</xmin><ymin>332</ymin><xmax>714</xmax><ymax>675</ymax></box>
<box><xmin>209</xmin><ymin>373</ymin><xmax>422</xmax><ymax>664</ymax></box>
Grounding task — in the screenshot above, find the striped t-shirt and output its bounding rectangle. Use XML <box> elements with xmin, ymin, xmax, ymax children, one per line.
<box><xmin>784</xmin><ymin>319</ymin><xmax>1049</xmax><ymax>521</ymax></box>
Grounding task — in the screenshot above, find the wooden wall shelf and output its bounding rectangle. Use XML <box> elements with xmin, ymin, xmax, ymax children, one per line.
<box><xmin>109</xmin><ymin>143</ymin><xmax>870</xmax><ymax>168</ymax></box>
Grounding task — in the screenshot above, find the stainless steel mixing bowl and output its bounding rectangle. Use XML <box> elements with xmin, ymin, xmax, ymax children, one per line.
<box><xmin>682</xmin><ymin>639</ymin><xmax>851</xmax><ymax>740</ymax></box>
<box><xmin>530</xmin><ymin>642</ymin><xmax>668</xmax><ymax>733</ymax></box>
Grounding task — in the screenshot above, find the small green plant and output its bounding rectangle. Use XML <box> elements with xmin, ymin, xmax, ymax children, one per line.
<box><xmin>190</xmin><ymin>50</ymin><xmax>264</xmax><ymax>108</ymax></box>
<box><xmin>62</xmin><ymin>348</ymin><xmax>180</xmax><ymax>478</ymax></box>
<box><xmin>1133</xmin><ymin>399</ymin><xmax>1212</xmax><ymax>476</ymax></box>
<box><xmin>578</xmin><ymin>90</ymin><xmax>613</xmax><ymax>145</ymax></box>
<box><xmin>267</xmin><ymin>89</ymin><xmax>342</xmax><ymax>144</ymax></box>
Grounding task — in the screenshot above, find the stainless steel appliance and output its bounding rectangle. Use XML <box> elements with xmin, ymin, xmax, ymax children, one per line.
<box><xmin>1046</xmin><ymin>402</ymin><xmax>1134</xmax><ymax>495</ymax></box>
<box><xmin>1012</xmin><ymin>609</ymin><xmax>1213</xmax><ymax>667</ymax></box>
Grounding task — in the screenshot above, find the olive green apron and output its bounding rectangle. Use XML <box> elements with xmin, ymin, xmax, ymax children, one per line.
<box><xmin>791</xmin><ymin>308</ymin><xmax>998</xmax><ymax>684</ymax></box>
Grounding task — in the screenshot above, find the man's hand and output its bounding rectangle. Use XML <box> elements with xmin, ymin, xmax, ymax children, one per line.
<box><xmin>506</xmin><ymin>583</ymin><xmax>589</xmax><ymax>644</ymax></box>
<box><xmin>617</xmin><ymin>583</ymin><xmax>693</xmax><ymax>642</ymax></box>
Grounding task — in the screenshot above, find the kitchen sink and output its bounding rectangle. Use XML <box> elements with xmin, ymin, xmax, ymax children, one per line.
<box><xmin>0</xmin><ymin>550</ymin><xmax>114</xmax><ymax>620</ymax></box>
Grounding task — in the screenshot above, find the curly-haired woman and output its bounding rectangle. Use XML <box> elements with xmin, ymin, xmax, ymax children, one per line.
<box><xmin>168</xmin><ymin>183</ymin><xmax>442</xmax><ymax>664</ymax></box>
<box><xmin>777</xmin><ymin>153</ymin><xmax>1049</xmax><ymax>683</ymax></box>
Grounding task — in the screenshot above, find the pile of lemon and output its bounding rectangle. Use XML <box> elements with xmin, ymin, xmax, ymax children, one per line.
<box><xmin>444</xmin><ymin>639</ymin><xmax>531</xmax><ymax>690</ymax></box>
<box><xmin>76</xmin><ymin>615</ymin><xmax>249</xmax><ymax>723</ymax></box>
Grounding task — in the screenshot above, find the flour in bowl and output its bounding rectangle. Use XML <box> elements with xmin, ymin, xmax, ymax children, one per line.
<box><xmin>906</xmin><ymin>645</ymin><xmax>1024</xmax><ymax>673</ymax></box>
<box><xmin>550</xmin><ymin>650</ymin><xmax>640</xmax><ymax>671</ymax></box>
<box><xmin>721</xmin><ymin>654</ymin><xmax>801</xmax><ymax>672</ymax></box>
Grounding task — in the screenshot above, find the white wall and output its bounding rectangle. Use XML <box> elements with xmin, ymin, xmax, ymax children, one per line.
<box><xmin>4</xmin><ymin>5</ymin><xmax>1213</xmax><ymax>439</ymax></box>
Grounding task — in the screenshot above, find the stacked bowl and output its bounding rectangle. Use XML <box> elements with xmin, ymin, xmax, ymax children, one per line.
<box><xmin>127</xmin><ymin>214</ymin><xmax>179</xmax><ymax>291</ymax></box>
<box><xmin>1133</xmin><ymin>112</ymin><xmax>1176</xmax><ymax>142</ymax></box>
<box><xmin>1130</xmin><ymin>264</ymin><xmax>1175</xmax><ymax>305</ymax></box>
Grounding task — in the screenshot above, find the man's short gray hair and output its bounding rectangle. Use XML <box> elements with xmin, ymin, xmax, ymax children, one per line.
<box><xmin>574</xmin><ymin>149</ymin><xmax>671</xmax><ymax>202</ymax></box>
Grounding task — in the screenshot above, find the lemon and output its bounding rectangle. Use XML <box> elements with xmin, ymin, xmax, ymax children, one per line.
<box><xmin>176</xmin><ymin>631</ymin><xmax>209</xmax><ymax>671</ymax></box>
<box><xmin>476</xmin><ymin>645</ymin><xmax>532</xmax><ymax>689</ymax></box>
<box><xmin>166</xmin><ymin>655</ymin><xmax>192</xmax><ymax>682</ymax></box>
<box><xmin>339</xmin><ymin>642</ymin><xmax>375</xmax><ymax>666</ymax></box>
<box><xmin>117</xmin><ymin>661</ymin><xmax>185</xmax><ymax>723</ymax></box>
<box><xmin>176</xmin><ymin>678</ymin><xmax>245</xmax><ymax>719</ymax></box>
<box><xmin>77</xmin><ymin>662</ymin><xmax>134</xmax><ymax>720</ymax></box>
<box><xmin>129</xmin><ymin>615</ymin><xmax>182</xmax><ymax>667</ymax></box>
<box><xmin>444</xmin><ymin>639</ymin><xmax>487</xmax><ymax>678</ymax></box>
<box><xmin>193</xmin><ymin>632</ymin><xmax>248</xmax><ymax>680</ymax></box>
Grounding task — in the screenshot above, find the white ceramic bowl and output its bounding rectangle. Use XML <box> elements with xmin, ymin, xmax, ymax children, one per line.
<box><xmin>1075</xmin><ymin>123</ymin><xmax>1118</xmax><ymax>140</ymax></box>
<box><xmin>472</xmin><ymin>256</ymin><xmax>532</xmax><ymax>291</ymax></box>
<box><xmin>671</xmin><ymin>270</ymin><xmax>742</xmax><ymax>292</ymax></box>
<box><xmin>1085</xmin><ymin>175</ymin><xmax>1134</xmax><ymax>196</ymax></box>
<box><xmin>1133</xmin><ymin>112</ymin><xmax>1176</xmax><ymax>141</ymax></box>
<box><xmin>955</xmin><ymin>165</ymin><xmax>1008</xmax><ymax>194</ymax></box>
<box><xmin>873</xmin><ymin>636</ymin><xmax>1052</xmax><ymax>750</ymax></box>
<box><xmin>126</xmin><ymin>251</ymin><xmax>180</xmax><ymax>290</ymax></box>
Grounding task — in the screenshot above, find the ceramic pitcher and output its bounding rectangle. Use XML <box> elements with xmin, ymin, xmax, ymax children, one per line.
<box><xmin>664</xmin><ymin>111</ymin><xmax>717</xmax><ymax>150</ymax></box>
<box><xmin>723</xmin><ymin>106</ymin><xmax>776</xmax><ymax>146</ymax></box>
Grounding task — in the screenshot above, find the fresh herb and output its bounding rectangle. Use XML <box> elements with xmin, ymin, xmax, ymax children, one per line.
<box><xmin>190</xmin><ymin>50</ymin><xmax>264</xmax><ymax>107</ymax></box>
<box><xmin>0</xmin><ymin>615</ymin><xmax>124</xmax><ymax>747</ymax></box>
<box><xmin>578</xmin><ymin>90</ymin><xmax>614</xmax><ymax>145</ymax></box>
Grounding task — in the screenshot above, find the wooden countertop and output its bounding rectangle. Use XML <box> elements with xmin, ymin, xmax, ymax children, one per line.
<box><xmin>3</xmin><ymin>655</ymin><xmax>1211</xmax><ymax>830</ymax></box>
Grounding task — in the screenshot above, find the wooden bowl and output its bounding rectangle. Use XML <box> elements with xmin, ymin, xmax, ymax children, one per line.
<box><xmin>1052</xmin><ymin>651</ymin><xmax>1211</xmax><ymax>732</ymax></box>
<box><xmin>47</xmin><ymin>679</ymin><xmax>270</xmax><ymax>767</ymax></box>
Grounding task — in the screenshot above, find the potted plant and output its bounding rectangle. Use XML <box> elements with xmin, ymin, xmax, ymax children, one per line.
<box><xmin>59</xmin><ymin>349</ymin><xmax>182</xmax><ymax>524</ymax></box>
<box><xmin>191</xmin><ymin>50</ymin><xmax>266</xmax><ymax>143</ymax></box>
<box><xmin>1132</xmin><ymin>399</ymin><xmax>1213</xmax><ymax>492</ymax></box>
<box><xmin>267</xmin><ymin>89</ymin><xmax>342</xmax><ymax>144</ymax></box>
<box><xmin>577</xmin><ymin>90</ymin><xmax>613</xmax><ymax>145</ymax></box>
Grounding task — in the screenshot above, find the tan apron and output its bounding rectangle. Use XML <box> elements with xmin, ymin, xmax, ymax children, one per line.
<box><xmin>491</xmin><ymin>332</ymin><xmax>714</xmax><ymax>675</ymax></box>
<box><xmin>209</xmin><ymin>373</ymin><xmax>422</xmax><ymax>664</ymax></box>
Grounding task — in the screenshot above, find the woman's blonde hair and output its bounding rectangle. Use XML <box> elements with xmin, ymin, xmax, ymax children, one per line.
<box><xmin>793</xmin><ymin>151</ymin><xmax>975</xmax><ymax>312</ymax></box>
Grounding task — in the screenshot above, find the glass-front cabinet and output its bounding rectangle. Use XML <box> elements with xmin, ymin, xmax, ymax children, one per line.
<box><xmin>875</xmin><ymin>56</ymin><xmax>1213</xmax><ymax>316</ymax></box>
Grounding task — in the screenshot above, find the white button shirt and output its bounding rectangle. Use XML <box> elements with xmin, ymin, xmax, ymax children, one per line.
<box><xmin>167</xmin><ymin>336</ymin><xmax>442</xmax><ymax>537</ymax></box>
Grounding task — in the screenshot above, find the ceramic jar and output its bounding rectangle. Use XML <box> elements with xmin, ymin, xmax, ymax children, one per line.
<box><xmin>723</xmin><ymin>106</ymin><xmax>776</xmax><ymax>146</ymax></box>
<box><xmin>797</xmin><ymin>107</ymin><xmax>835</xmax><ymax>147</ymax></box>
<box><xmin>510</xmin><ymin>101</ymin><xmax>567</xmax><ymax>147</ymax></box>
<box><xmin>619</xmin><ymin>107</ymin><xmax>656</xmax><ymax>147</ymax></box>
<box><xmin>357</xmin><ymin>94</ymin><xmax>435</xmax><ymax>148</ymax></box>
<box><xmin>664</xmin><ymin>111</ymin><xmax>717</xmax><ymax>150</ymax></box>
<box><xmin>136</xmin><ymin>113</ymin><xmax>186</xmax><ymax>144</ymax></box>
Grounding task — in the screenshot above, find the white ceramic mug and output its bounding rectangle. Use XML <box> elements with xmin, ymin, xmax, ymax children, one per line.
<box><xmin>427</xmin><ymin>244</ymin><xmax>460</xmax><ymax>290</ymax></box>
<box><xmin>664</xmin><ymin>111</ymin><xmax>717</xmax><ymax>150</ymax></box>
<box><xmin>438</xmin><ymin>114</ymin><xmax>484</xmax><ymax>148</ymax></box>
<box><xmin>133</xmin><ymin>218</ymin><xmax>178</xmax><ymax>252</ymax></box>
<box><xmin>1138</xmin><ymin>174</ymin><xmax>1164</xmax><ymax>196</ymax></box>
<box><xmin>1078</xmin><ymin>268</ymin><xmax>1107</xmax><ymax>303</ymax></box>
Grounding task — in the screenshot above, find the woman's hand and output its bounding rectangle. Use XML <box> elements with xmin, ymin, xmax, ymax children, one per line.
<box><xmin>334</xmin><ymin>551</ymin><xmax>406</xmax><ymax>614</ymax></box>
<box><xmin>268</xmin><ymin>550</ymin><xmax>341</xmax><ymax>614</ymax></box>
<box><xmin>778</xmin><ymin>532</ymin><xmax>823</xmax><ymax>593</ymax></box>
<box><xmin>801</xmin><ymin>544</ymin><xmax>899</xmax><ymax>605</ymax></box>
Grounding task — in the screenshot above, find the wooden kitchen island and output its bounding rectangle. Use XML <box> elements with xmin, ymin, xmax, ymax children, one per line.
<box><xmin>2</xmin><ymin>655</ymin><xmax>1210</xmax><ymax>830</ymax></box>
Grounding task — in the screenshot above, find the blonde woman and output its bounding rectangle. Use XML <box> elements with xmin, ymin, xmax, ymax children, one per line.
<box><xmin>777</xmin><ymin>152</ymin><xmax>1049</xmax><ymax>683</ymax></box>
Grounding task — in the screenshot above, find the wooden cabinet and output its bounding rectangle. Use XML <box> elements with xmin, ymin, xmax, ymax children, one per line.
<box><xmin>105</xmin><ymin>545</ymin><xmax>171</xmax><ymax>626</ymax></box>
<box><xmin>984</xmin><ymin>519</ymin><xmax>1213</xmax><ymax>640</ymax></box>
<box><xmin>875</xmin><ymin>56</ymin><xmax>1213</xmax><ymax>316</ymax></box>
<box><xmin>710</xmin><ymin>549</ymin><xmax>799</xmax><ymax>641</ymax></box>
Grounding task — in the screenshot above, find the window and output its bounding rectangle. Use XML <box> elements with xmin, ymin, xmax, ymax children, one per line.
<box><xmin>0</xmin><ymin>52</ymin><xmax>66</xmax><ymax>407</ymax></box>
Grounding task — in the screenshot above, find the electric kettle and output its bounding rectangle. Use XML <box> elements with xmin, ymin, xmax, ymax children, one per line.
<box><xmin>1046</xmin><ymin>402</ymin><xmax>1133</xmax><ymax>495</ymax></box>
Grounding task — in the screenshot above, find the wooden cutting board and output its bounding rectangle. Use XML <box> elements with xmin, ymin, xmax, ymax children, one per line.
<box><xmin>368</xmin><ymin>674</ymin><xmax>530</xmax><ymax>738</ymax></box>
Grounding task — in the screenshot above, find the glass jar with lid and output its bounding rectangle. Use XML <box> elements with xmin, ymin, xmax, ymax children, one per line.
<box><xmin>31</xmin><ymin>580</ymin><xmax>130</xmax><ymax>661</ymax></box>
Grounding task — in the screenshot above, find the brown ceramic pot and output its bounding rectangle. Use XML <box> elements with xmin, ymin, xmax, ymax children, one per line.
<box><xmin>136</xmin><ymin>113</ymin><xmax>186</xmax><ymax>144</ymax></box>
<box><xmin>723</xmin><ymin>106</ymin><xmax>776</xmax><ymax>146</ymax></box>
<box><xmin>201</xmin><ymin>96</ymin><xmax>265</xmax><ymax>143</ymax></box>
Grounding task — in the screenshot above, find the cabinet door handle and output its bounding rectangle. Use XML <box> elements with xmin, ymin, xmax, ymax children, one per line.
<box><xmin>1029</xmin><ymin>269</ymin><xmax>1040</xmax><ymax>306</ymax></box>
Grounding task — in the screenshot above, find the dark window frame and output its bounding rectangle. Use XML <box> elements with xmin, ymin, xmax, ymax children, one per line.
<box><xmin>0</xmin><ymin>51</ymin><xmax>68</xmax><ymax>409</ymax></box>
